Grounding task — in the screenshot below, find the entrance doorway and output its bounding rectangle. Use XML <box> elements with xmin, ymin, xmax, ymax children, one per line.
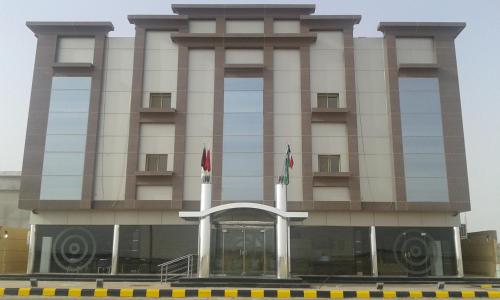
<box><xmin>211</xmin><ymin>222</ymin><xmax>276</xmax><ymax>276</ymax></box>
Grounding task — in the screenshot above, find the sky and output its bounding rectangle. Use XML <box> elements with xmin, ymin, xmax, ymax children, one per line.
<box><xmin>0</xmin><ymin>0</ymin><xmax>499</xmax><ymax>235</ymax></box>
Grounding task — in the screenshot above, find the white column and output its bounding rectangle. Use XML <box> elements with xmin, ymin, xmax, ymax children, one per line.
<box><xmin>26</xmin><ymin>224</ymin><xmax>36</xmax><ymax>274</ymax></box>
<box><xmin>198</xmin><ymin>183</ymin><xmax>211</xmax><ymax>277</ymax></box>
<box><xmin>275</xmin><ymin>183</ymin><xmax>289</xmax><ymax>279</ymax></box>
<box><xmin>111</xmin><ymin>225</ymin><xmax>120</xmax><ymax>275</ymax></box>
<box><xmin>453</xmin><ymin>226</ymin><xmax>464</xmax><ymax>277</ymax></box>
<box><xmin>370</xmin><ymin>226</ymin><xmax>378</xmax><ymax>276</ymax></box>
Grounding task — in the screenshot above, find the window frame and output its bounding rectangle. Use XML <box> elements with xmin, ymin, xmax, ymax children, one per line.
<box><xmin>318</xmin><ymin>154</ymin><xmax>341</xmax><ymax>173</ymax></box>
<box><xmin>317</xmin><ymin>93</ymin><xmax>339</xmax><ymax>109</ymax></box>
<box><xmin>149</xmin><ymin>93</ymin><xmax>172</xmax><ymax>109</ymax></box>
<box><xmin>145</xmin><ymin>154</ymin><xmax>168</xmax><ymax>172</ymax></box>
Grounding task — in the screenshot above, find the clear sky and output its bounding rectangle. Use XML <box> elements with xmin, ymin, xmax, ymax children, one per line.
<box><xmin>0</xmin><ymin>0</ymin><xmax>499</xmax><ymax>235</ymax></box>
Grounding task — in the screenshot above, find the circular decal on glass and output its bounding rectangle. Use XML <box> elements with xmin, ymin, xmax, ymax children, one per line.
<box><xmin>52</xmin><ymin>227</ymin><xmax>96</xmax><ymax>272</ymax></box>
<box><xmin>393</xmin><ymin>229</ymin><xmax>435</xmax><ymax>275</ymax></box>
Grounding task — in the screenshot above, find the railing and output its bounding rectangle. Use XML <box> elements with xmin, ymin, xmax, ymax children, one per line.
<box><xmin>158</xmin><ymin>254</ymin><xmax>197</xmax><ymax>283</ymax></box>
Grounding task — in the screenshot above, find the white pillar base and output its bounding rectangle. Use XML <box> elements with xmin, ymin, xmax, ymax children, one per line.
<box><xmin>198</xmin><ymin>183</ymin><xmax>212</xmax><ymax>278</ymax></box>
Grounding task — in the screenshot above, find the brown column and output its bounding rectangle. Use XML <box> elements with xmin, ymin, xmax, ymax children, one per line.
<box><xmin>125</xmin><ymin>26</ymin><xmax>146</xmax><ymax>208</ymax></box>
<box><xmin>19</xmin><ymin>33</ymin><xmax>58</xmax><ymax>210</ymax></box>
<box><xmin>263</xmin><ymin>17</ymin><xmax>274</xmax><ymax>205</ymax></box>
<box><xmin>343</xmin><ymin>27</ymin><xmax>361</xmax><ymax>210</ymax></box>
<box><xmin>81</xmin><ymin>33</ymin><xmax>107</xmax><ymax>209</ymax></box>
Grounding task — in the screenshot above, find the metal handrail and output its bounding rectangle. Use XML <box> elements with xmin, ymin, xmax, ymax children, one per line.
<box><xmin>158</xmin><ymin>253</ymin><xmax>197</xmax><ymax>283</ymax></box>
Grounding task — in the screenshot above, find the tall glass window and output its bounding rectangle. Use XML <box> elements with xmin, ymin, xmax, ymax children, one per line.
<box><xmin>222</xmin><ymin>78</ymin><xmax>263</xmax><ymax>201</ymax></box>
<box><xmin>376</xmin><ymin>227</ymin><xmax>457</xmax><ymax>276</ymax></box>
<box><xmin>40</xmin><ymin>77</ymin><xmax>91</xmax><ymax>200</ymax></box>
<box><xmin>399</xmin><ymin>77</ymin><xmax>448</xmax><ymax>202</ymax></box>
<box><xmin>290</xmin><ymin>226</ymin><xmax>371</xmax><ymax>275</ymax></box>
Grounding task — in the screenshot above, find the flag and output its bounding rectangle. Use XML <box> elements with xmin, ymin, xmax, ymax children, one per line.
<box><xmin>206</xmin><ymin>149</ymin><xmax>211</xmax><ymax>172</ymax></box>
<box><xmin>283</xmin><ymin>144</ymin><xmax>293</xmax><ymax>185</ymax></box>
<box><xmin>201</xmin><ymin>147</ymin><xmax>207</xmax><ymax>171</ymax></box>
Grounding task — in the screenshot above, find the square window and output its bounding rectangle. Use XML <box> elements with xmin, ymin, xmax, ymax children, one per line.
<box><xmin>317</xmin><ymin>93</ymin><xmax>339</xmax><ymax>108</ymax></box>
<box><xmin>149</xmin><ymin>93</ymin><xmax>171</xmax><ymax>109</ymax></box>
<box><xmin>318</xmin><ymin>155</ymin><xmax>340</xmax><ymax>173</ymax></box>
<box><xmin>145</xmin><ymin>154</ymin><xmax>168</xmax><ymax>172</ymax></box>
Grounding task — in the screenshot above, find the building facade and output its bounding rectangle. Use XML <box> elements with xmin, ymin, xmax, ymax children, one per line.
<box><xmin>21</xmin><ymin>4</ymin><xmax>469</xmax><ymax>277</ymax></box>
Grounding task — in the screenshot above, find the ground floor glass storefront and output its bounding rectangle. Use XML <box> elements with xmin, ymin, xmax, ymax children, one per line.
<box><xmin>32</xmin><ymin>224</ymin><xmax>460</xmax><ymax>276</ymax></box>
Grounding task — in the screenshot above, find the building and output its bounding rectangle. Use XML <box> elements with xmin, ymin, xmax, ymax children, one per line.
<box><xmin>0</xmin><ymin>172</ymin><xmax>29</xmax><ymax>273</ymax></box>
<box><xmin>21</xmin><ymin>4</ymin><xmax>469</xmax><ymax>277</ymax></box>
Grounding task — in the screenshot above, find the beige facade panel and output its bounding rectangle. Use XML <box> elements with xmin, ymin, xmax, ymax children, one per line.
<box><xmin>93</xmin><ymin>176</ymin><xmax>126</xmax><ymax>201</ymax></box>
<box><xmin>273</xmin><ymin>20</ymin><xmax>300</xmax><ymax>33</ymax></box>
<box><xmin>354</xmin><ymin>37</ymin><xmax>395</xmax><ymax>203</ymax></box>
<box><xmin>184</xmin><ymin>49</ymin><xmax>215</xmax><ymax>202</ymax></box>
<box><xmin>313</xmin><ymin>187</ymin><xmax>350</xmax><ymax>202</ymax></box>
<box><xmin>273</xmin><ymin>49</ymin><xmax>302</xmax><ymax>202</ymax></box>
<box><xmin>396</xmin><ymin>37</ymin><xmax>436</xmax><ymax>64</ymax></box>
<box><xmin>56</xmin><ymin>37</ymin><xmax>95</xmax><ymax>63</ymax></box>
<box><xmin>138</xmin><ymin>124</ymin><xmax>175</xmax><ymax>172</ymax></box>
<box><xmin>30</xmin><ymin>211</ymin><xmax>194</xmax><ymax>225</ymax></box>
<box><xmin>226</xmin><ymin>20</ymin><xmax>264</xmax><ymax>33</ymax></box>
<box><xmin>136</xmin><ymin>186</ymin><xmax>173</xmax><ymax>201</ymax></box>
<box><xmin>189</xmin><ymin>20</ymin><xmax>216</xmax><ymax>33</ymax></box>
<box><xmin>225</xmin><ymin>49</ymin><xmax>263</xmax><ymax>64</ymax></box>
<box><xmin>311</xmin><ymin>123</ymin><xmax>349</xmax><ymax>172</ymax></box>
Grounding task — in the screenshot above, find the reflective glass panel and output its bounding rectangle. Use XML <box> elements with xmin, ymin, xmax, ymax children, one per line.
<box><xmin>40</xmin><ymin>176</ymin><xmax>83</xmax><ymax>200</ymax></box>
<box><xmin>224</xmin><ymin>91</ymin><xmax>263</xmax><ymax>113</ymax></box>
<box><xmin>118</xmin><ymin>225</ymin><xmax>197</xmax><ymax>273</ymax></box>
<box><xmin>52</xmin><ymin>76</ymin><xmax>92</xmax><ymax>90</ymax></box>
<box><xmin>49</xmin><ymin>90</ymin><xmax>91</xmax><ymax>112</ymax></box>
<box><xmin>400</xmin><ymin>114</ymin><xmax>443</xmax><ymax>137</ymax></box>
<box><xmin>399</xmin><ymin>77</ymin><xmax>439</xmax><ymax>92</ymax></box>
<box><xmin>403</xmin><ymin>154</ymin><xmax>447</xmax><ymax>178</ymax></box>
<box><xmin>222</xmin><ymin>153</ymin><xmax>263</xmax><ymax>177</ymax></box>
<box><xmin>224</xmin><ymin>77</ymin><xmax>263</xmax><ymax>91</ymax></box>
<box><xmin>45</xmin><ymin>135</ymin><xmax>87</xmax><ymax>152</ymax></box>
<box><xmin>223</xmin><ymin>136</ymin><xmax>262</xmax><ymax>153</ymax></box>
<box><xmin>402</xmin><ymin>137</ymin><xmax>445</xmax><ymax>154</ymax></box>
<box><xmin>290</xmin><ymin>226</ymin><xmax>371</xmax><ymax>275</ymax></box>
<box><xmin>376</xmin><ymin>227</ymin><xmax>457</xmax><ymax>276</ymax></box>
<box><xmin>405</xmin><ymin>178</ymin><xmax>449</xmax><ymax>202</ymax></box>
<box><xmin>42</xmin><ymin>153</ymin><xmax>85</xmax><ymax>176</ymax></box>
<box><xmin>33</xmin><ymin>225</ymin><xmax>113</xmax><ymax>273</ymax></box>
<box><xmin>399</xmin><ymin>91</ymin><xmax>441</xmax><ymax>114</ymax></box>
<box><xmin>222</xmin><ymin>177</ymin><xmax>263</xmax><ymax>201</ymax></box>
<box><xmin>46</xmin><ymin>113</ymin><xmax>89</xmax><ymax>135</ymax></box>
<box><xmin>223</xmin><ymin>114</ymin><xmax>263</xmax><ymax>136</ymax></box>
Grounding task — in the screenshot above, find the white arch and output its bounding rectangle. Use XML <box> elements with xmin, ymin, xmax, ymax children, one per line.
<box><xmin>179</xmin><ymin>202</ymin><xmax>308</xmax><ymax>221</ymax></box>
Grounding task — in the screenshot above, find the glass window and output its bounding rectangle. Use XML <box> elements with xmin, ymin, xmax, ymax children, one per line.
<box><xmin>224</xmin><ymin>91</ymin><xmax>263</xmax><ymax>113</ymax></box>
<box><xmin>42</xmin><ymin>153</ymin><xmax>85</xmax><ymax>176</ymax></box>
<box><xmin>317</xmin><ymin>93</ymin><xmax>339</xmax><ymax>109</ymax></box>
<box><xmin>405</xmin><ymin>178</ymin><xmax>449</xmax><ymax>202</ymax></box>
<box><xmin>402</xmin><ymin>137</ymin><xmax>445</xmax><ymax>154</ymax></box>
<box><xmin>290</xmin><ymin>226</ymin><xmax>371</xmax><ymax>275</ymax></box>
<box><xmin>118</xmin><ymin>225</ymin><xmax>197</xmax><ymax>274</ymax></box>
<box><xmin>318</xmin><ymin>155</ymin><xmax>340</xmax><ymax>173</ymax></box>
<box><xmin>40</xmin><ymin>176</ymin><xmax>83</xmax><ymax>200</ymax></box>
<box><xmin>149</xmin><ymin>93</ymin><xmax>171</xmax><ymax>109</ymax></box>
<box><xmin>222</xmin><ymin>153</ymin><xmax>263</xmax><ymax>177</ymax></box>
<box><xmin>46</xmin><ymin>113</ymin><xmax>89</xmax><ymax>135</ymax></box>
<box><xmin>403</xmin><ymin>154</ymin><xmax>447</xmax><ymax>178</ymax></box>
<box><xmin>33</xmin><ymin>225</ymin><xmax>113</xmax><ymax>273</ymax></box>
<box><xmin>400</xmin><ymin>114</ymin><xmax>444</xmax><ymax>137</ymax></box>
<box><xmin>145</xmin><ymin>154</ymin><xmax>168</xmax><ymax>172</ymax></box>
<box><xmin>399</xmin><ymin>91</ymin><xmax>441</xmax><ymax>114</ymax></box>
<box><xmin>45</xmin><ymin>135</ymin><xmax>87</xmax><ymax>152</ymax></box>
<box><xmin>376</xmin><ymin>227</ymin><xmax>457</xmax><ymax>276</ymax></box>
<box><xmin>224</xmin><ymin>77</ymin><xmax>263</xmax><ymax>91</ymax></box>
<box><xmin>49</xmin><ymin>90</ymin><xmax>91</xmax><ymax>112</ymax></box>
<box><xmin>223</xmin><ymin>136</ymin><xmax>262</xmax><ymax>153</ymax></box>
<box><xmin>52</xmin><ymin>76</ymin><xmax>92</xmax><ymax>90</ymax></box>
<box><xmin>221</xmin><ymin>177</ymin><xmax>263</xmax><ymax>202</ymax></box>
<box><xmin>223</xmin><ymin>114</ymin><xmax>263</xmax><ymax>136</ymax></box>
<box><xmin>399</xmin><ymin>77</ymin><xmax>439</xmax><ymax>92</ymax></box>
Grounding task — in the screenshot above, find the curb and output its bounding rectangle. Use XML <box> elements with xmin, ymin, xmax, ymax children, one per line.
<box><xmin>0</xmin><ymin>288</ymin><xmax>500</xmax><ymax>298</ymax></box>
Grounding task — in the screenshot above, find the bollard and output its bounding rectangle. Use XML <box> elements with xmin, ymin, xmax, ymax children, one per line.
<box><xmin>376</xmin><ymin>282</ymin><xmax>384</xmax><ymax>290</ymax></box>
<box><xmin>30</xmin><ymin>278</ymin><xmax>38</xmax><ymax>288</ymax></box>
<box><xmin>437</xmin><ymin>282</ymin><xmax>445</xmax><ymax>290</ymax></box>
<box><xmin>96</xmin><ymin>278</ymin><xmax>104</xmax><ymax>288</ymax></box>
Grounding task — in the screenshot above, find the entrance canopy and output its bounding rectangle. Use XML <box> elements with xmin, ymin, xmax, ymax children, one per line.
<box><xmin>179</xmin><ymin>202</ymin><xmax>308</xmax><ymax>221</ymax></box>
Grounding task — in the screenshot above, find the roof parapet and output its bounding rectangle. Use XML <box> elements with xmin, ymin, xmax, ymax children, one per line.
<box><xmin>378</xmin><ymin>22</ymin><xmax>466</xmax><ymax>38</ymax></box>
<box><xmin>26</xmin><ymin>21</ymin><xmax>114</xmax><ymax>34</ymax></box>
<box><xmin>171</xmin><ymin>4</ymin><xmax>315</xmax><ymax>16</ymax></box>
